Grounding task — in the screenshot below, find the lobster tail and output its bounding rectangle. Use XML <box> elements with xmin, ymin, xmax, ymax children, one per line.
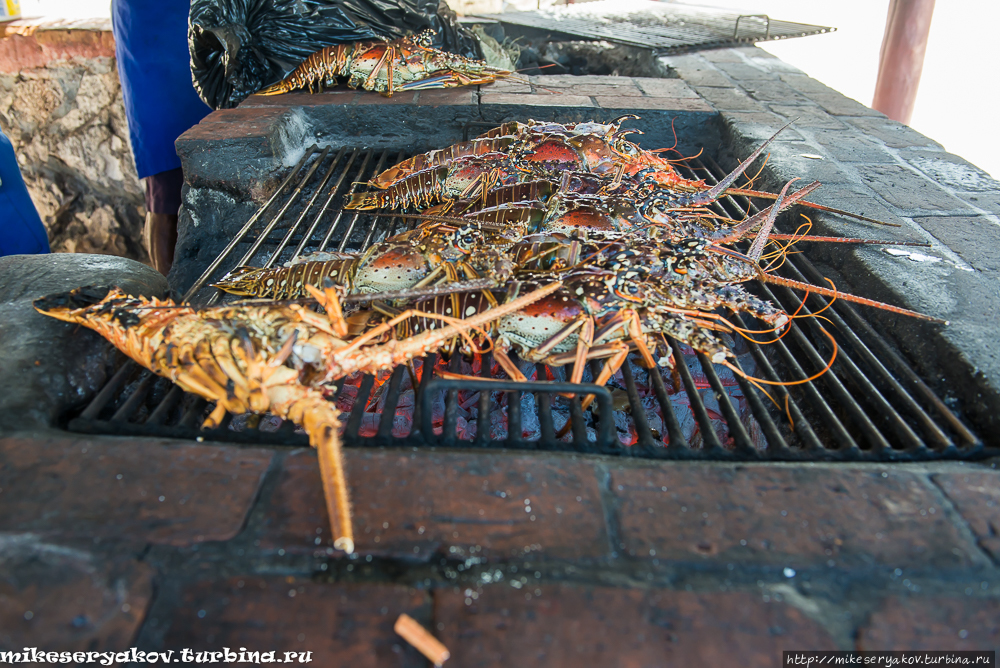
<box><xmin>347</xmin><ymin>166</ymin><xmax>449</xmax><ymax>211</ymax></box>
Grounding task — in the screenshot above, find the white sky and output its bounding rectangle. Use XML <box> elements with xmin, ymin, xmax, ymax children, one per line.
<box><xmin>683</xmin><ymin>0</ymin><xmax>1000</xmax><ymax>179</ymax></box>
<box><xmin>17</xmin><ymin>0</ymin><xmax>1000</xmax><ymax>178</ymax></box>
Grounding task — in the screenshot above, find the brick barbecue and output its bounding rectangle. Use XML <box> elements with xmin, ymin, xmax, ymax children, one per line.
<box><xmin>3</xmin><ymin>45</ymin><xmax>1000</xmax><ymax>661</ymax></box>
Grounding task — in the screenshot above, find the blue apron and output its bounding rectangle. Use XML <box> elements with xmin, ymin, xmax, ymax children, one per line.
<box><xmin>0</xmin><ymin>129</ymin><xmax>49</xmax><ymax>257</ymax></box>
<box><xmin>112</xmin><ymin>0</ymin><xmax>212</xmax><ymax>180</ymax></box>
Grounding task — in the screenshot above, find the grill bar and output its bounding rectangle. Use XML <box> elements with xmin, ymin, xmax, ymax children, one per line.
<box><xmin>183</xmin><ymin>147</ymin><xmax>316</xmax><ymax>303</ymax></box>
<box><xmin>67</xmin><ymin>141</ymin><xmax>991</xmax><ymax>461</ymax></box>
<box><xmin>265</xmin><ymin>147</ymin><xmax>346</xmax><ymax>269</ymax></box>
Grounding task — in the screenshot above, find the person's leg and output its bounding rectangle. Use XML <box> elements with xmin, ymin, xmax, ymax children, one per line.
<box><xmin>143</xmin><ymin>167</ymin><xmax>184</xmax><ymax>274</ymax></box>
<box><xmin>0</xmin><ymin>129</ymin><xmax>49</xmax><ymax>257</ymax></box>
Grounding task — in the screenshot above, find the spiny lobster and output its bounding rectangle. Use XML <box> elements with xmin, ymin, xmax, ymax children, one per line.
<box><xmin>34</xmin><ymin>281</ymin><xmax>563</xmax><ymax>554</ymax></box>
<box><xmin>212</xmin><ymin>221</ymin><xmax>517</xmax><ymax>300</ymax></box>
<box><xmin>256</xmin><ymin>30</ymin><xmax>511</xmax><ymax>98</ymax></box>
<box><xmin>351</xmin><ymin>118</ymin><xmax>893</xmax><ymax>228</ymax></box>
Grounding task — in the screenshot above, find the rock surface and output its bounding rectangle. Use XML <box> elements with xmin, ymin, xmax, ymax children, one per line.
<box><xmin>0</xmin><ymin>55</ymin><xmax>147</xmax><ymax>260</ymax></box>
<box><xmin>0</xmin><ymin>254</ymin><xmax>167</xmax><ymax>432</ymax></box>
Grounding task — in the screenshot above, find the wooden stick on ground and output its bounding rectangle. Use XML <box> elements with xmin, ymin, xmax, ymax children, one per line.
<box><xmin>395</xmin><ymin>614</ymin><xmax>450</xmax><ymax>666</ymax></box>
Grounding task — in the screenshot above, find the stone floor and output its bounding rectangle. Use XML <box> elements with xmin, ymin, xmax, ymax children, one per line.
<box><xmin>3</xmin><ymin>432</ymin><xmax>1000</xmax><ymax>663</ymax></box>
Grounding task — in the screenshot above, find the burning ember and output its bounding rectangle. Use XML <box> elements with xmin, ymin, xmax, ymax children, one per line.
<box><xmin>230</xmin><ymin>337</ymin><xmax>764</xmax><ymax>451</ymax></box>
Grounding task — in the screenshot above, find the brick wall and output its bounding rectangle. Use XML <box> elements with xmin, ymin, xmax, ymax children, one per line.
<box><xmin>3</xmin><ymin>434</ymin><xmax>1000</xmax><ymax>661</ymax></box>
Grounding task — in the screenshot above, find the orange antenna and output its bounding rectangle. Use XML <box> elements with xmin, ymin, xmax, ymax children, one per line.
<box><xmin>759</xmin><ymin>273</ymin><xmax>946</xmax><ymax>324</ymax></box>
<box><xmin>724</xmin><ymin>186</ymin><xmax>901</xmax><ymax>228</ymax></box>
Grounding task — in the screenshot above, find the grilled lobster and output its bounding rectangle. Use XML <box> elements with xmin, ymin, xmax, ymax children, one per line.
<box><xmin>34</xmin><ymin>281</ymin><xmax>563</xmax><ymax>554</ymax></box>
<box><xmin>257</xmin><ymin>30</ymin><xmax>511</xmax><ymax>98</ymax></box>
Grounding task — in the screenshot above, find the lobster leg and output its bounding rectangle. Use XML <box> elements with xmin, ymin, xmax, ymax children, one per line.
<box><xmin>395</xmin><ymin>71</ymin><xmax>503</xmax><ymax>91</ymax></box>
<box><xmin>580</xmin><ymin>341</ymin><xmax>631</xmax><ymax>411</ymax></box>
<box><xmin>493</xmin><ymin>342</ymin><xmax>528</xmax><ymax>382</ymax></box>
<box><xmin>533</xmin><ymin>315</ymin><xmax>590</xmax><ymax>357</ymax></box>
<box><xmin>569</xmin><ymin>317</ymin><xmax>596</xmax><ymax>386</ymax></box>
<box><xmin>304</xmin><ymin>283</ymin><xmax>349</xmax><ymax>338</ymax></box>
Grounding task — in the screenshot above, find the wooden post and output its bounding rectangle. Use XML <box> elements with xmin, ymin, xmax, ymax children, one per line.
<box><xmin>872</xmin><ymin>0</ymin><xmax>936</xmax><ymax>124</ymax></box>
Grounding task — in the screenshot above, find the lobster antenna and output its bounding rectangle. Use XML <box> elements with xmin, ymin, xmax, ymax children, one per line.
<box><xmin>724</xmin><ymin>187</ymin><xmax>902</xmax><ymax>228</ymax></box>
<box><xmin>747</xmin><ymin>179</ymin><xmax>795</xmax><ymax>262</ymax></box>
<box><xmin>686</xmin><ymin>120</ymin><xmax>795</xmax><ymax>206</ymax></box>
<box><xmin>758</xmin><ymin>273</ymin><xmax>947</xmax><ymax>324</ymax></box>
<box><xmin>713</xmin><ymin>180</ymin><xmax>820</xmax><ymax>245</ymax></box>
<box><xmin>767</xmin><ymin>235</ymin><xmax>929</xmax><ymax>246</ymax></box>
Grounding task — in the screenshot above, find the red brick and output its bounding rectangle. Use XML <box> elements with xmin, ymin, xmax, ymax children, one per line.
<box><xmin>0</xmin><ymin>24</ymin><xmax>116</xmax><ymax>73</ymax></box>
<box><xmin>0</xmin><ymin>536</ymin><xmax>152</xmax><ymax>651</ymax></box>
<box><xmin>593</xmin><ymin>95</ymin><xmax>713</xmax><ymax>112</ymax></box>
<box><xmin>531</xmin><ymin>81</ymin><xmax>645</xmax><ymax>97</ymax></box>
<box><xmin>633</xmin><ymin>77</ymin><xmax>702</xmax><ymax>99</ymax></box>
<box><xmin>163</xmin><ymin>577</ymin><xmax>429</xmax><ymax>667</ymax></box>
<box><xmin>858</xmin><ymin>596</ymin><xmax>1000</xmax><ymax>651</ymax></box>
<box><xmin>481</xmin><ymin>92</ymin><xmax>596</xmax><ymax>108</ymax></box>
<box><xmin>436</xmin><ymin>583</ymin><xmax>836</xmax><ymax>667</ymax></box>
<box><xmin>933</xmin><ymin>472</ymin><xmax>1000</xmax><ymax>561</ymax></box>
<box><xmin>0</xmin><ymin>435</ymin><xmax>271</xmax><ymax>546</ymax></box>
<box><xmin>416</xmin><ymin>88</ymin><xmax>478</xmax><ymax>106</ymax></box>
<box><xmin>179</xmin><ymin>107</ymin><xmax>289</xmax><ymax>142</ymax></box>
<box><xmin>485</xmin><ymin>78</ymin><xmax>533</xmax><ymax>94</ymax></box>
<box><xmin>260</xmin><ymin>449</ymin><xmax>609</xmax><ymax>560</ymax></box>
<box><xmin>609</xmin><ymin>464</ymin><xmax>981</xmax><ymax>567</ymax></box>
<box><xmin>353</xmin><ymin>91</ymin><xmax>419</xmax><ymax>105</ymax></box>
<box><xmin>537</xmin><ymin>74</ymin><xmax>634</xmax><ymax>86</ymax></box>
<box><xmin>240</xmin><ymin>90</ymin><xmax>358</xmax><ymax>107</ymax></box>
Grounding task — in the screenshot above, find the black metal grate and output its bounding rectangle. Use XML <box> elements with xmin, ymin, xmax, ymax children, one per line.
<box><xmin>65</xmin><ymin>144</ymin><xmax>991</xmax><ymax>460</ymax></box>
<box><xmin>479</xmin><ymin>1</ymin><xmax>835</xmax><ymax>53</ymax></box>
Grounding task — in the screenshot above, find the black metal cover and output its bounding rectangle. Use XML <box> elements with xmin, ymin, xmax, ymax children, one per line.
<box><xmin>479</xmin><ymin>1</ymin><xmax>835</xmax><ymax>53</ymax></box>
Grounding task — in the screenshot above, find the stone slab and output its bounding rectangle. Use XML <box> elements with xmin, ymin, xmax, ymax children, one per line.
<box><xmin>692</xmin><ymin>85</ymin><xmax>766</xmax><ymax>112</ymax></box>
<box><xmin>593</xmin><ymin>96</ymin><xmax>712</xmax><ymax>112</ymax></box>
<box><xmin>739</xmin><ymin>80</ymin><xmax>813</xmax><ymax>106</ymax></box>
<box><xmin>436</xmin><ymin>583</ymin><xmax>837</xmax><ymax>667</ymax></box>
<box><xmin>807</xmin><ymin>127</ymin><xmax>898</xmax><ymax>164</ymax></box>
<box><xmin>858</xmin><ymin>596</ymin><xmax>1000</xmax><ymax>651</ymax></box>
<box><xmin>0</xmin><ymin>534</ymin><xmax>152</xmax><ymax>651</ymax></box>
<box><xmin>0</xmin><ymin>254</ymin><xmax>167</xmax><ymax>432</ymax></box>
<box><xmin>0</xmin><ymin>435</ymin><xmax>271</xmax><ymax>546</ymax></box>
<box><xmin>767</xmin><ymin>104</ymin><xmax>848</xmax><ymax>130</ymax></box>
<box><xmin>480</xmin><ymin>92</ymin><xmax>596</xmax><ymax>108</ymax></box>
<box><xmin>259</xmin><ymin>449</ymin><xmax>609</xmax><ymax>561</ymax></box>
<box><xmin>608</xmin><ymin>464</ymin><xmax>983</xmax><ymax>569</ymax></box>
<box><xmin>856</xmin><ymin>164</ymin><xmax>971</xmax><ymax>213</ymax></box>
<box><xmin>932</xmin><ymin>471</ymin><xmax>1000</xmax><ymax>562</ymax></box>
<box><xmin>657</xmin><ymin>54</ymin><xmax>734</xmax><ymax>88</ymax></box>
<box><xmin>633</xmin><ymin>76</ymin><xmax>705</xmax><ymax>99</ymax></box>
<box><xmin>847</xmin><ymin>116</ymin><xmax>943</xmax><ymax>150</ymax></box>
<box><xmin>162</xmin><ymin>578</ymin><xmax>430</xmax><ymax>667</ymax></box>
<box><xmin>712</xmin><ymin>62</ymin><xmax>778</xmax><ymax>82</ymax></box>
<box><xmin>899</xmin><ymin>149</ymin><xmax>1000</xmax><ymax>194</ymax></box>
<box><xmin>808</xmin><ymin>93</ymin><xmax>886</xmax><ymax>118</ymax></box>
<box><xmin>913</xmin><ymin>216</ymin><xmax>1000</xmax><ymax>274</ymax></box>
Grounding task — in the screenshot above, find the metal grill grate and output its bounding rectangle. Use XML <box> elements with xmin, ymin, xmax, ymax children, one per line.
<box><xmin>479</xmin><ymin>1</ymin><xmax>835</xmax><ymax>53</ymax></box>
<box><xmin>65</xmin><ymin>144</ymin><xmax>991</xmax><ymax>460</ymax></box>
